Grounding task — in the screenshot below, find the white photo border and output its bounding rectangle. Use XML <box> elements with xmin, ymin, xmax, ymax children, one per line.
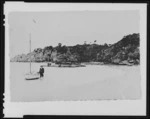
<box><xmin>4</xmin><ymin>2</ymin><xmax>147</xmax><ymax>117</ymax></box>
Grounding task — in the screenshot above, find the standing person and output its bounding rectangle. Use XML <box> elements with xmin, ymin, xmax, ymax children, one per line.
<box><xmin>39</xmin><ymin>66</ymin><xmax>44</xmax><ymax>79</ymax></box>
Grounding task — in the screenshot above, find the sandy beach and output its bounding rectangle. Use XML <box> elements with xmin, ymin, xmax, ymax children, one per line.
<box><xmin>10</xmin><ymin>62</ymin><xmax>141</xmax><ymax>102</ymax></box>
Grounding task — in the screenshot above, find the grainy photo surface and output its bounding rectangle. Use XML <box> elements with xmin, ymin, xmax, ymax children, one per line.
<box><xmin>9</xmin><ymin>10</ymin><xmax>141</xmax><ymax>102</ymax></box>
<box><xmin>4</xmin><ymin>2</ymin><xmax>147</xmax><ymax>117</ymax></box>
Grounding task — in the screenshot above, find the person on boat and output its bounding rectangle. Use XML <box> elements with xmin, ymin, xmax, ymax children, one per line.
<box><xmin>39</xmin><ymin>66</ymin><xmax>44</xmax><ymax>78</ymax></box>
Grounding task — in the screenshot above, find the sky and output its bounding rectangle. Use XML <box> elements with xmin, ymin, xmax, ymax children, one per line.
<box><xmin>8</xmin><ymin>10</ymin><xmax>140</xmax><ymax>57</ymax></box>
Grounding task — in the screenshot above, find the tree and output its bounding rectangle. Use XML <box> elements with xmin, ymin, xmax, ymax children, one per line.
<box><xmin>61</xmin><ymin>45</ymin><xmax>68</xmax><ymax>54</ymax></box>
<box><xmin>58</xmin><ymin>43</ymin><xmax>62</xmax><ymax>47</ymax></box>
<box><xmin>104</xmin><ymin>43</ymin><xmax>108</xmax><ymax>47</ymax></box>
<box><xmin>56</xmin><ymin>43</ymin><xmax>62</xmax><ymax>53</ymax></box>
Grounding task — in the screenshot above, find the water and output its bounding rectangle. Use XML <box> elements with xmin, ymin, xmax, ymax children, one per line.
<box><xmin>10</xmin><ymin>62</ymin><xmax>141</xmax><ymax>102</ymax></box>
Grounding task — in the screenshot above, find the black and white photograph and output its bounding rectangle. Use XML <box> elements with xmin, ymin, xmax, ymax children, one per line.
<box><xmin>4</xmin><ymin>2</ymin><xmax>147</xmax><ymax>117</ymax></box>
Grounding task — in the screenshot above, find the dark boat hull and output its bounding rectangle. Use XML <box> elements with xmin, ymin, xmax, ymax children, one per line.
<box><xmin>25</xmin><ymin>77</ymin><xmax>40</xmax><ymax>80</ymax></box>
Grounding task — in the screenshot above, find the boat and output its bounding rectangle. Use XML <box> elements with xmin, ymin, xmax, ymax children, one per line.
<box><xmin>25</xmin><ymin>33</ymin><xmax>40</xmax><ymax>80</ymax></box>
<box><xmin>25</xmin><ymin>72</ymin><xmax>40</xmax><ymax>80</ymax></box>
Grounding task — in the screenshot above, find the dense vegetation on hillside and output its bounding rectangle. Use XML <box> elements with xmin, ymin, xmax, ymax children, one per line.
<box><xmin>11</xmin><ymin>33</ymin><xmax>140</xmax><ymax>65</ymax></box>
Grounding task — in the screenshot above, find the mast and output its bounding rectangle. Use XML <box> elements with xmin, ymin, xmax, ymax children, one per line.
<box><xmin>29</xmin><ymin>33</ymin><xmax>31</xmax><ymax>73</ymax></box>
<box><xmin>29</xmin><ymin>19</ymin><xmax>36</xmax><ymax>74</ymax></box>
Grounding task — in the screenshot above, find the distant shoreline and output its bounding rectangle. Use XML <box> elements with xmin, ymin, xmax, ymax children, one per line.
<box><xmin>10</xmin><ymin>61</ymin><xmax>139</xmax><ymax>66</ymax></box>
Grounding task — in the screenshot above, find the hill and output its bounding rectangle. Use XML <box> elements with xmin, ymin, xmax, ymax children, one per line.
<box><xmin>10</xmin><ymin>33</ymin><xmax>140</xmax><ymax>65</ymax></box>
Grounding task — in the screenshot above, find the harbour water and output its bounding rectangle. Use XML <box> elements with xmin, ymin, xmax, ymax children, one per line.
<box><xmin>10</xmin><ymin>62</ymin><xmax>141</xmax><ymax>102</ymax></box>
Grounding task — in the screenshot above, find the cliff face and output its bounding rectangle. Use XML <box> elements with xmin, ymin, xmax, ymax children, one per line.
<box><xmin>97</xmin><ymin>33</ymin><xmax>140</xmax><ymax>65</ymax></box>
<box><xmin>10</xmin><ymin>33</ymin><xmax>140</xmax><ymax>65</ymax></box>
<box><xmin>11</xmin><ymin>48</ymin><xmax>45</xmax><ymax>62</ymax></box>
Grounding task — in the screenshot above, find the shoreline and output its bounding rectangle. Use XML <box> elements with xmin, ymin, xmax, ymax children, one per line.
<box><xmin>10</xmin><ymin>61</ymin><xmax>140</xmax><ymax>66</ymax></box>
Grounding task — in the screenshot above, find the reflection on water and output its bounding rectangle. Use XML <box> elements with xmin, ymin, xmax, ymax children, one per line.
<box><xmin>10</xmin><ymin>62</ymin><xmax>141</xmax><ymax>102</ymax></box>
